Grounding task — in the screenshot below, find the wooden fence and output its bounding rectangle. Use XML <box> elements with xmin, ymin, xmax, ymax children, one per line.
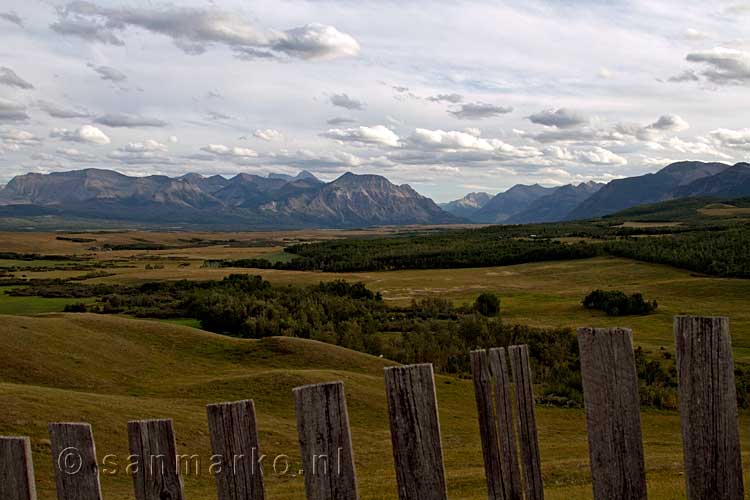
<box><xmin>0</xmin><ymin>315</ymin><xmax>744</xmax><ymax>500</ymax></box>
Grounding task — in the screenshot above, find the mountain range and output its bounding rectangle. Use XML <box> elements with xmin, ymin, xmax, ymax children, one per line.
<box><xmin>0</xmin><ymin>169</ymin><xmax>460</xmax><ymax>228</ymax></box>
<box><xmin>1</xmin><ymin>160</ymin><xmax>749</xmax><ymax>229</ymax></box>
<box><xmin>441</xmin><ymin>161</ymin><xmax>750</xmax><ymax>224</ymax></box>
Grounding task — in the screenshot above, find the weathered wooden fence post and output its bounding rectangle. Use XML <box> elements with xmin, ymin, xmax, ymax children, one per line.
<box><xmin>508</xmin><ymin>345</ymin><xmax>544</xmax><ymax>500</ymax></box>
<box><xmin>674</xmin><ymin>316</ymin><xmax>744</xmax><ymax>500</ymax></box>
<box><xmin>48</xmin><ymin>423</ymin><xmax>103</xmax><ymax>500</ymax></box>
<box><xmin>127</xmin><ymin>419</ymin><xmax>186</xmax><ymax>500</ymax></box>
<box><xmin>0</xmin><ymin>436</ymin><xmax>37</xmax><ymax>500</ymax></box>
<box><xmin>207</xmin><ymin>400</ymin><xmax>266</xmax><ymax>500</ymax></box>
<box><xmin>294</xmin><ymin>382</ymin><xmax>359</xmax><ymax>500</ymax></box>
<box><xmin>384</xmin><ymin>364</ymin><xmax>448</xmax><ymax>500</ymax></box>
<box><xmin>577</xmin><ymin>328</ymin><xmax>647</xmax><ymax>500</ymax></box>
<box><xmin>470</xmin><ymin>348</ymin><xmax>522</xmax><ymax>500</ymax></box>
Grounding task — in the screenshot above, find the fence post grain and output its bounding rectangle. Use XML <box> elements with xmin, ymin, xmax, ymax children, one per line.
<box><xmin>384</xmin><ymin>364</ymin><xmax>448</xmax><ymax>500</ymax></box>
<box><xmin>127</xmin><ymin>419</ymin><xmax>185</xmax><ymax>500</ymax></box>
<box><xmin>508</xmin><ymin>345</ymin><xmax>544</xmax><ymax>500</ymax></box>
<box><xmin>577</xmin><ymin>328</ymin><xmax>647</xmax><ymax>500</ymax></box>
<box><xmin>207</xmin><ymin>400</ymin><xmax>266</xmax><ymax>500</ymax></box>
<box><xmin>294</xmin><ymin>382</ymin><xmax>359</xmax><ymax>500</ymax></box>
<box><xmin>48</xmin><ymin>423</ymin><xmax>103</xmax><ymax>500</ymax></box>
<box><xmin>470</xmin><ymin>348</ymin><xmax>522</xmax><ymax>500</ymax></box>
<box><xmin>674</xmin><ymin>316</ymin><xmax>744</xmax><ymax>500</ymax></box>
<box><xmin>0</xmin><ymin>436</ymin><xmax>37</xmax><ymax>500</ymax></box>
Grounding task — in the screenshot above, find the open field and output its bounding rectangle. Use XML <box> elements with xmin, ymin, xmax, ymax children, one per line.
<box><xmin>2</xmin><ymin>313</ymin><xmax>748</xmax><ymax>500</ymax></box>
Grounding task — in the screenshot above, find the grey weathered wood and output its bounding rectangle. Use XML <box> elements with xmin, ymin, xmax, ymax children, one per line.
<box><xmin>470</xmin><ymin>348</ymin><xmax>522</xmax><ymax>500</ymax></box>
<box><xmin>294</xmin><ymin>381</ymin><xmax>359</xmax><ymax>500</ymax></box>
<box><xmin>384</xmin><ymin>364</ymin><xmax>448</xmax><ymax>500</ymax></box>
<box><xmin>577</xmin><ymin>328</ymin><xmax>647</xmax><ymax>500</ymax></box>
<box><xmin>0</xmin><ymin>436</ymin><xmax>37</xmax><ymax>500</ymax></box>
<box><xmin>207</xmin><ymin>400</ymin><xmax>266</xmax><ymax>500</ymax></box>
<box><xmin>127</xmin><ymin>419</ymin><xmax>185</xmax><ymax>500</ymax></box>
<box><xmin>674</xmin><ymin>316</ymin><xmax>744</xmax><ymax>500</ymax></box>
<box><xmin>48</xmin><ymin>423</ymin><xmax>103</xmax><ymax>500</ymax></box>
<box><xmin>508</xmin><ymin>345</ymin><xmax>544</xmax><ymax>500</ymax></box>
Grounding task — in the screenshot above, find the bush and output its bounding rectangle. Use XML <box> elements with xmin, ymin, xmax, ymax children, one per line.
<box><xmin>582</xmin><ymin>289</ymin><xmax>658</xmax><ymax>316</ymax></box>
<box><xmin>474</xmin><ymin>293</ymin><xmax>500</xmax><ymax>317</ymax></box>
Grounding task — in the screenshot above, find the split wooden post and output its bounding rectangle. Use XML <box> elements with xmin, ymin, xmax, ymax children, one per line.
<box><xmin>674</xmin><ymin>316</ymin><xmax>744</xmax><ymax>500</ymax></box>
<box><xmin>207</xmin><ymin>400</ymin><xmax>266</xmax><ymax>500</ymax></box>
<box><xmin>577</xmin><ymin>328</ymin><xmax>647</xmax><ymax>500</ymax></box>
<box><xmin>127</xmin><ymin>419</ymin><xmax>186</xmax><ymax>500</ymax></box>
<box><xmin>48</xmin><ymin>423</ymin><xmax>103</xmax><ymax>500</ymax></box>
<box><xmin>384</xmin><ymin>364</ymin><xmax>448</xmax><ymax>500</ymax></box>
<box><xmin>293</xmin><ymin>382</ymin><xmax>359</xmax><ymax>500</ymax></box>
<box><xmin>508</xmin><ymin>345</ymin><xmax>544</xmax><ymax>500</ymax></box>
<box><xmin>470</xmin><ymin>348</ymin><xmax>522</xmax><ymax>500</ymax></box>
<box><xmin>0</xmin><ymin>436</ymin><xmax>37</xmax><ymax>500</ymax></box>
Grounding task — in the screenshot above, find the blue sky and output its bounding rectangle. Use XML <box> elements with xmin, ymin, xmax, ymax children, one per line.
<box><xmin>0</xmin><ymin>0</ymin><xmax>749</xmax><ymax>201</ymax></box>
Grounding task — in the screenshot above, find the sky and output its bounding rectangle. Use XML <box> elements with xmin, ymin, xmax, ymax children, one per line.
<box><xmin>0</xmin><ymin>0</ymin><xmax>749</xmax><ymax>202</ymax></box>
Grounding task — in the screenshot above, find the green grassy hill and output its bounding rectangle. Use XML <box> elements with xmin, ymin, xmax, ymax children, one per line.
<box><xmin>1</xmin><ymin>313</ymin><xmax>739</xmax><ymax>499</ymax></box>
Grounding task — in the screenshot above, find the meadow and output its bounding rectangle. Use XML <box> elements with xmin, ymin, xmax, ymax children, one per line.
<box><xmin>1</xmin><ymin>222</ymin><xmax>750</xmax><ymax>499</ymax></box>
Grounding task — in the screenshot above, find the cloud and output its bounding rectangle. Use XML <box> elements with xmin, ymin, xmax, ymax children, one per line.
<box><xmin>1</xmin><ymin>130</ymin><xmax>40</xmax><ymax>151</ymax></box>
<box><xmin>598</xmin><ymin>67</ymin><xmax>613</xmax><ymax>79</ymax></box>
<box><xmin>708</xmin><ymin>128</ymin><xmax>750</xmax><ymax>151</ymax></box>
<box><xmin>0</xmin><ymin>67</ymin><xmax>34</xmax><ymax>89</ymax></box>
<box><xmin>327</xmin><ymin>117</ymin><xmax>356</xmax><ymax>125</ymax></box>
<box><xmin>108</xmin><ymin>142</ymin><xmax>172</xmax><ymax>164</ymax></box>
<box><xmin>684</xmin><ymin>28</ymin><xmax>709</xmax><ymax>41</ymax></box>
<box><xmin>38</xmin><ymin>101</ymin><xmax>90</xmax><ymax>119</ymax></box>
<box><xmin>410</xmin><ymin>128</ymin><xmax>497</xmax><ymax>151</ymax></box>
<box><xmin>51</xmin><ymin>125</ymin><xmax>111</xmax><ymax>145</ymax></box>
<box><xmin>666</xmin><ymin>137</ymin><xmax>732</xmax><ymax>159</ymax></box>
<box><xmin>528</xmin><ymin>108</ymin><xmax>587</xmax><ymax>129</ymax></box>
<box><xmin>52</xmin><ymin>3</ymin><xmax>359</xmax><ymax>61</ymax></box>
<box><xmin>254</xmin><ymin>129</ymin><xmax>282</xmax><ymax>141</ymax></box>
<box><xmin>330</xmin><ymin>94</ymin><xmax>363</xmax><ymax>110</ymax></box>
<box><xmin>120</xmin><ymin>140</ymin><xmax>168</xmax><ymax>152</ymax></box>
<box><xmin>647</xmin><ymin>114</ymin><xmax>689</xmax><ymax>132</ymax></box>
<box><xmin>686</xmin><ymin>47</ymin><xmax>750</xmax><ymax>85</ymax></box>
<box><xmin>547</xmin><ymin>145</ymin><xmax>627</xmax><ymax>166</ymax></box>
<box><xmin>321</xmin><ymin>125</ymin><xmax>400</xmax><ymax>147</ymax></box>
<box><xmin>267</xmin><ymin>149</ymin><xmax>363</xmax><ymax>170</ymax></box>
<box><xmin>668</xmin><ymin>69</ymin><xmax>700</xmax><ymax>83</ymax></box>
<box><xmin>448</xmin><ymin>102</ymin><xmax>513</xmax><ymax>120</ymax></box>
<box><xmin>56</xmin><ymin>148</ymin><xmax>97</xmax><ymax>162</ymax></box>
<box><xmin>402</xmin><ymin>128</ymin><xmax>542</xmax><ymax>163</ymax></box>
<box><xmin>201</xmin><ymin>144</ymin><xmax>258</xmax><ymax>158</ymax></box>
<box><xmin>0</xmin><ymin>11</ymin><xmax>23</xmax><ymax>27</ymax></box>
<box><xmin>87</xmin><ymin>64</ymin><xmax>127</xmax><ymax>82</ymax></box>
<box><xmin>94</xmin><ymin>113</ymin><xmax>167</xmax><ymax>128</ymax></box>
<box><xmin>427</xmin><ymin>93</ymin><xmax>463</xmax><ymax>103</ymax></box>
<box><xmin>206</xmin><ymin>111</ymin><xmax>233</xmax><ymax>121</ymax></box>
<box><xmin>0</xmin><ymin>98</ymin><xmax>29</xmax><ymax>122</ymax></box>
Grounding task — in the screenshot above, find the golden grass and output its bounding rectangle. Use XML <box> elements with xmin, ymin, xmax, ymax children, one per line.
<box><xmin>3</xmin><ymin>313</ymin><xmax>745</xmax><ymax>500</ymax></box>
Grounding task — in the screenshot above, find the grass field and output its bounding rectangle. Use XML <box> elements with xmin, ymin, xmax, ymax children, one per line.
<box><xmin>2</xmin><ymin>229</ymin><xmax>750</xmax><ymax>498</ymax></box>
<box><xmin>3</xmin><ymin>313</ymin><xmax>746</xmax><ymax>500</ymax></box>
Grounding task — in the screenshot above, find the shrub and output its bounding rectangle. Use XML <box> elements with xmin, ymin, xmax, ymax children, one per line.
<box><xmin>474</xmin><ymin>293</ymin><xmax>500</xmax><ymax>317</ymax></box>
<box><xmin>582</xmin><ymin>289</ymin><xmax>658</xmax><ymax>316</ymax></box>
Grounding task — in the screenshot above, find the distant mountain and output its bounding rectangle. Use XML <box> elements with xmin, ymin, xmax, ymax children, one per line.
<box><xmin>268</xmin><ymin>170</ymin><xmax>321</xmax><ymax>183</ymax></box>
<box><xmin>0</xmin><ymin>168</ymin><xmax>460</xmax><ymax>229</ymax></box>
<box><xmin>567</xmin><ymin>161</ymin><xmax>731</xmax><ymax>220</ymax></box>
<box><xmin>674</xmin><ymin>163</ymin><xmax>750</xmax><ymax>199</ymax></box>
<box><xmin>472</xmin><ymin>184</ymin><xmax>558</xmax><ymax>223</ymax></box>
<box><xmin>440</xmin><ymin>192</ymin><xmax>492</xmax><ymax>219</ymax></box>
<box><xmin>506</xmin><ymin>181</ymin><xmax>604</xmax><ymax>224</ymax></box>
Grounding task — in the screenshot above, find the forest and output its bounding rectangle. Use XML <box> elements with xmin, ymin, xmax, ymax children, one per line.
<box><xmin>9</xmin><ymin>274</ymin><xmax>744</xmax><ymax>410</ymax></box>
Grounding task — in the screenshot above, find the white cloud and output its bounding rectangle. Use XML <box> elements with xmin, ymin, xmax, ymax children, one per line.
<box><xmin>547</xmin><ymin>145</ymin><xmax>627</xmax><ymax>166</ymax></box>
<box><xmin>686</xmin><ymin>47</ymin><xmax>750</xmax><ymax>85</ymax></box>
<box><xmin>87</xmin><ymin>64</ymin><xmax>127</xmax><ymax>82</ymax></box>
<box><xmin>254</xmin><ymin>129</ymin><xmax>283</xmax><ymax>141</ymax></box>
<box><xmin>57</xmin><ymin>148</ymin><xmax>97</xmax><ymax>162</ymax></box>
<box><xmin>666</xmin><ymin>137</ymin><xmax>732</xmax><ymax>159</ymax></box>
<box><xmin>53</xmin><ymin>3</ymin><xmax>359</xmax><ymax>61</ymax></box>
<box><xmin>50</xmin><ymin>125</ymin><xmax>111</xmax><ymax>145</ymax></box>
<box><xmin>38</xmin><ymin>101</ymin><xmax>90</xmax><ymax>119</ymax></box>
<box><xmin>95</xmin><ymin>113</ymin><xmax>167</xmax><ymax>128</ymax></box>
<box><xmin>322</xmin><ymin>125</ymin><xmax>400</xmax><ymax>147</ymax></box>
<box><xmin>120</xmin><ymin>140</ymin><xmax>168</xmax><ymax>153</ymax></box>
<box><xmin>201</xmin><ymin>144</ymin><xmax>258</xmax><ymax>157</ymax></box>
<box><xmin>0</xmin><ymin>98</ymin><xmax>29</xmax><ymax>122</ymax></box>
<box><xmin>708</xmin><ymin>128</ymin><xmax>750</xmax><ymax>151</ymax></box>
<box><xmin>330</xmin><ymin>94</ymin><xmax>363</xmax><ymax>110</ymax></box>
